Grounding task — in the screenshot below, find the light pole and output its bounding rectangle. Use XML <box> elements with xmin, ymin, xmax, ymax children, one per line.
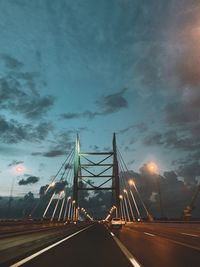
<box><xmin>129</xmin><ymin>178</ymin><xmax>154</xmax><ymax>221</ymax></box>
<box><xmin>58</xmin><ymin>191</ymin><xmax>66</xmax><ymax>222</ymax></box>
<box><xmin>119</xmin><ymin>195</ymin><xmax>126</xmax><ymax>220</ymax></box>
<box><xmin>128</xmin><ymin>180</ymin><xmax>142</xmax><ymax>221</ymax></box>
<box><xmin>123</xmin><ymin>192</ymin><xmax>130</xmax><ymax>222</ymax></box>
<box><xmin>123</xmin><ymin>189</ymin><xmax>136</xmax><ymax>222</ymax></box>
<box><xmin>72</xmin><ymin>200</ymin><xmax>76</xmax><ymax>221</ymax></box>
<box><xmin>147</xmin><ymin>162</ymin><xmax>164</xmax><ymax>219</ymax></box>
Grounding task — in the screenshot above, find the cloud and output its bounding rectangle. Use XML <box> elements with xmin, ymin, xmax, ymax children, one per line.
<box><xmin>143</xmin><ymin>132</ymin><xmax>163</xmax><ymax>146</ymax></box>
<box><xmin>31</xmin><ymin>131</ymin><xmax>74</xmax><ymax>157</ymax></box>
<box><xmin>0</xmin><ymin>75</ymin><xmax>54</xmax><ymax>119</ymax></box>
<box><xmin>61</xmin><ymin>110</ymin><xmax>99</xmax><ymax>120</ymax></box>
<box><xmin>0</xmin><ymin>116</ymin><xmax>52</xmax><ymax>144</ymax></box>
<box><xmin>1</xmin><ymin>54</ymin><xmax>24</xmax><ymax>69</ymax></box>
<box><xmin>18</xmin><ymin>176</ymin><xmax>39</xmax><ymax>185</ymax></box>
<box><xmin>118</xmin><ymin>123</ymin><xmax>148</xmax><ymax>134</ymax></box>
<box><xmin>0</xmin><ymin>54</ymin><xmax>55</xmax><ymax>120</ymax></box>
<box><xmin>177</xmin><ymin>162</ymin><xmax>200</xmax><ymax>180</ymax></box>
<box><xmin>8</xmin><ymin>160</ymin><xmax>24</xmax><ymax>167</ymax></box>
<box><xmin>61</xmin><ymin>88</ymin><xmax>128</xmax><ymax>120</ymax></box>
<box><xmin>143</xmin><ymin>129</ymin><xmax>200</xmax><ymax>153</ymax></box>
<box><xmin>42</xmin><ymin>150</ymin><xmax>66</xmax><ymax>157</ymax></box>
<box><xmin>97</xmin><ymin>88</ymin><xmax>128</xmax><ymax>114</ymax></box>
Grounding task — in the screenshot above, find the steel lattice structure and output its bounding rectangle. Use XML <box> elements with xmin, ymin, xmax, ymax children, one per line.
<box><xmin>73</xmin><ymin>133</ymin><xmax>120</xmax><ymax>218</ymax></box>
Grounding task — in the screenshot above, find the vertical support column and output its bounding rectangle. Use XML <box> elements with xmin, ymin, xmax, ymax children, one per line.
<box><xmin>112</xmin><ymin>133</ymin><xmax>120</xmax><ymax>217</ymax></box>
<box><xmin>73</xmin><ymin>134</ymin><xmax>80</xmax><ymax>219</ymax></box>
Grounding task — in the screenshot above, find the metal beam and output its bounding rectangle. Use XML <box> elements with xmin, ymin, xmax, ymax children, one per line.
<box><xmin>80</xmin><ymin>152</ymin><xmax>113</xmax><ymax>155</ymax></box>
<box><xmin>78</xmin><ymin>187</ymin><xmax>115</xmax><ymax>191</ymax></box>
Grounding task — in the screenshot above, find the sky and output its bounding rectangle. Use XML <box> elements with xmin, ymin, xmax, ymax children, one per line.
<box><xmin>0</xmin><ymin>0</ymin><xmax>200</xmax><ymax>198</ymax></box>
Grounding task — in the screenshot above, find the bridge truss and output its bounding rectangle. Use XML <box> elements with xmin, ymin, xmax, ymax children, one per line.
<box><xmin>73</xmin><ymin>133</ymin><xmax>120</xmax><ymax>218</ymax></box>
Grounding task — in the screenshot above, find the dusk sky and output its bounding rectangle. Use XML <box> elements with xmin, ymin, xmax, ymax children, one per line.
<box><xmin>0</xmin><ymin>0</ymin><xmax>200</xmax><ymax>197</ymax></box>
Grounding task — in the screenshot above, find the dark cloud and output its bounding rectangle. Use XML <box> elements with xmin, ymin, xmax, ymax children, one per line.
<box><xmin>0</xmin><ymin>116</ymin><xmax>52</xmax><ymax>144</ymax></box>
<box><xmin>31</xmin><ymin>131</ymin><xmax>73</xmax><ymax>157</ymax></box>
<box><xmin>18</xmin><ymin>176</ymin><xmax>39</xmax><ymax>185</ymax></box>
<box><xmin>0</xmin><ymin>54</ymin><xmax>54</xmax><ymax>120</ymax></box>
<box><xmin>1</xmin><ymin>54</ymin><xmax>24</xmax><ymax>69</ymax></box>
<box><xmin>8</xmin><ymin>160</ymin><xmax>24</xmax><ymax>167</ymax></box>
<box><xmin>61</xmin><ymin>110</ymin><xmax>99</xmax><ymax>120</ymax></box>
<box><xmin>97</xmin><ymin>88</ymin><xmax>128</xmax><ymax>114</ymax></box>
<box><xmin>61</xmin><ymin>88</ymin><xmax>128</xmax><ymax>120</ymax></box>
<box><xmin>143</xmin><ymin>132</ymin><xmax>163</xmax><ymax>146</ymax></box>
<box><xmin>0</xmin><ymin>75</ymin><xmax>54</xmax><ymax>119</ymax></box>
<box><xmin>143</xmin><ymin>129</ymin><xmax>200</xmax><ymax>153</ymax></box>
<box><xmin>42</xmin><ymin>150</ymin><xmax>66</xmax><ymax>157</ymax></box>
<box><xmin>177</xmin><ymin>162</ymin><xmax>200</xmax><ymax>182</ymax></box>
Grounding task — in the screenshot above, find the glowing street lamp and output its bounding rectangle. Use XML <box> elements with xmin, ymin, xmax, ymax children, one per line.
<box><xmin>128</xmin><ymin>180</ymin><xmax>142</xmax><ymax>221</ymax></box>
<box><xmin>123</xmin><ymin>189</ymin><xmax>135</xmax><ymax>222</ymax></box>
<box><xmin>129</xmin><ymin>179</ymin><xmax>154</xmax><ymax>221</ymax></box>
<box><xmin>147</xmin><ymin>162</ymin><xmax>164</xmax><ymax>218</ymax></box>
<box><xmin>122</xmin><ymin>190</ymin><xmax>130</xmax><ymax>222</ymax></box>
<box><xmin>119</xmin><ymin>195</ymin><xmax>126</xmax><ymax>221</ymax></box>
<box><xmin>147</xmin><ymin>162</ymin><xmax>158</xmax><ymax>174</ymax></box>
<box><xmin>50</xmin><ymin>181</ymin><xmax>56</xmax><ymax>188</ymax></box>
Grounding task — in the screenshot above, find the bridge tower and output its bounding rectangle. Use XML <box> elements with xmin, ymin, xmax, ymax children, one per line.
<box><xmin>73</xmin><ymin>133</ymin><xmax>120</xmax><ymax>219</ymax></box>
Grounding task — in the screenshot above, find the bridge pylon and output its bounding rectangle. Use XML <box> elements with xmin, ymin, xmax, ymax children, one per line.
<box><xmin>72</xmin><ymin>133</ymin><xmax>121</xmax><ymax>219</ymax></box>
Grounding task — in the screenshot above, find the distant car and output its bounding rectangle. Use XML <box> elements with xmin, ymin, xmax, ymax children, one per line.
<box><xmin>121</xmin><ymin>218</ymin><xmax>126</xmax><ymax>225</ymax></box>
<box><xmin>110</xmin><ymin>218</ymin><xmax>123</xmax><ymax>228</ymax></box>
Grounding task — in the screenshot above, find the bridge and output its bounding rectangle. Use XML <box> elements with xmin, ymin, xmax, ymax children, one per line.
<box><xmin>0</xmin><ymin>134</ymin><xmax>199</xmax><ymax>267</ymax></box>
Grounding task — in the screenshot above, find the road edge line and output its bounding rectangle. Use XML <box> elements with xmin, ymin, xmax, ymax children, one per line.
<box><xmin>110</xmin><ymin>231</ymin><xmax>142</xmax><ymax>267</ymax></box>
<box><xmin>10</xmin><ymin>224</ymin><xmax>94</xmax><ymax>267</ymax></box>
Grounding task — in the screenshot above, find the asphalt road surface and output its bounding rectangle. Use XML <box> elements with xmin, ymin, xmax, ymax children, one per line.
<box><xmin>113</xmin><ymin>222</ymin><xmax>200</xmax><ymax>267</ymax></box>
<box><xmin>9</xmin><ymin>224</ymin><xmax>133</xmax><ymax>267</ymax></box>
<box><xmin>2</xmin><ymin>222</ymin><xmax>200</xmax><ymax>267</ymax></box>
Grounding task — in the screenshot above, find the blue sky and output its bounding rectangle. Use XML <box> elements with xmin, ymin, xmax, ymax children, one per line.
<box><xmin>0</xmin><ymin>0</ymin><xmax>200</xmax><ymax>197</ymax></box>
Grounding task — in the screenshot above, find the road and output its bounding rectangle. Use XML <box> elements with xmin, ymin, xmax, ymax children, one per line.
<box><xmin>113</xmin><ymin>222</ymin><xmax>200</xmax><ymax>267</ymax></box>
<box><xmin>1</xmin><ymin>222</ymin><xmax>200</xmax><ymax>267</ymax></box>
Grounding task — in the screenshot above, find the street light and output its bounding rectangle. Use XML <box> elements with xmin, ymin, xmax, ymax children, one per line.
<box><xmin>122</xmin><ymin>190</ymin><xmax>130</xmax><ymax>222</ymax></box>
<box><xmin>129</xmin><ymin>179</ymin><xmax>154</xmax><ymax>222</ymax></box>
<box><xmin>128</xmin><ymin>180</ymin><xmax>142</xmax><ymax>221</ymax></box>
<box><xmin>123</xmin><ymin>189</ymin><xmax>136</xmax><ymax>222</ymax></box>
<box><xmin>147</xmin><ymin>162</ymin><xmax>164</xmax><ymax>219</ymax></box>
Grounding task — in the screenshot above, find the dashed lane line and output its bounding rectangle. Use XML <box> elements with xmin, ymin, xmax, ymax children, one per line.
<box><xmin>181</xmin><ymin>233</ymin><xmax>199</xmax><ymax>238</ymax></box>
<box><xmin>125</xmin><ymin>227</ymin><xmax>200</xmax><ymax>252</ymax></box>
<box><xmin>143</xmin><ymin>232</ymin><xmax>156</xmax><ymax>237</ymax></box>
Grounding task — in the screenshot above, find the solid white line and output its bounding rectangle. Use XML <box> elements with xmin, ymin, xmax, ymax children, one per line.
<box><xmin>110</xmin><ymin>232</ymin><xmax>142</xmax><ymax>267</ymax></box>
<box><xmin>144</xmin><ymin>232</ymin><xmax>156</xmax><ymax>237</ymax></box>
<box><xmin>10</xmin><ymin>224</ymin><xmax>93</xmax><ymax>267</ymax></box>
<box><xmin>181</xmin><ymin>232</ymin><xmax>199</xmax><ymax>237</ymax></box>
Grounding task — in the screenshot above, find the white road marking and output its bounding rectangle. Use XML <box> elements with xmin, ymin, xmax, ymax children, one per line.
<box><xmin>10</xmin><ymin>224</ymin><xmax>93</xmax><ymax>267</ymax></box>
<box><xmin>110</xmin><ymin>232</ymin><xmax>142</xmax><ymax>267</ymax></box>
<box><xmin>181</xmin><ymin>232</ymin><xmax>199</xmax><ymax>238</ymax></box>
<box><xmin>144</xmin><ymin>232</ymin><xmax>156</xmax><ymax>237</ymax></box>
<box><xmin>125</xmin><ymin>226</ymin><xmax>200</xmax><ymax>252</ymax></box>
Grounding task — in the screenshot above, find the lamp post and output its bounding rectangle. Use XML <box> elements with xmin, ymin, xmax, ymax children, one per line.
<box><xmin>147</xmin><ymin>162</ymin><xmax>164</xmax><ymax>219</ymax></box>
<box><xmin>128</xmin><ymin>180</ymin><xmax>142</xmax><ymax>221</ymax></box>
<box><xmin>123</xmin><ymin>192</ymin><xmax>130</xmax><ymax>222</ymax></box>
<box><xmin>123</xmin><ymin>189</ymin><xmax>136</xmax><ymax>222</ymax></box>
<box><xmin>58</xmin><ymin>191</ymin><xmax>66</xmax><ymax>222</ymax></box>
<box><xmin>119</xmin><ymin>195</ymin><xmax>126</xmax><ymax>220</ymax></box>
<box><xmin>129</xmin><ymin>178</ymin><xmax>154</xmax><ymax>221</ymax></box>
<box><xmin>72</xmin><ymin>200</ymin><xmax>76</xmax><ymax>221</ymax></box>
